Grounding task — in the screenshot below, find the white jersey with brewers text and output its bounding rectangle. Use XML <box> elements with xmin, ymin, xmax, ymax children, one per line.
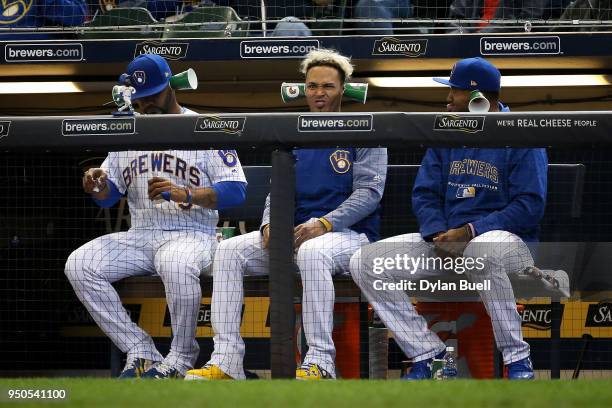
<box><xmin>100</xmin><ymin>110</ymin><xmax>246</xmax><ymax>233</ymax></box>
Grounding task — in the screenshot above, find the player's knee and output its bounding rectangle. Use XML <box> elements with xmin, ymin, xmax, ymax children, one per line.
<box><xmin>349</xmin><ymin>249</ymin><xmax>365</xmax><ymax>281</ymax></box>
<box><xmin>64</xmin><ymin>250</ymin><xmax>85</xmax><ymax>283</ymax></box>
<box><xmin>296</xmin><ymin>239</ymin><xmax>332</xmax><ymax>270</ymax></box>
<box><xmin>156</xmin><ymin>260</ymin><xmax>201</xmax><ymax>281</ymax></box>
<box><xmin>214</xmin><ymin>236</ymin><xmax>241</xmax><ymax>261</ymax></box>
<box><xmin>214</xmin><ymin>233</ymin><xmax>258</xmax><ymax>262</ymax></box>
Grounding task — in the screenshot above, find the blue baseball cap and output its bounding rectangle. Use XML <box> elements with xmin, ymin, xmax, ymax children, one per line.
<box><xmin>120</xmin><ymin>54</ymin><xmax>172</xmax><ymax>100</ymax></box>
<box><xmin>433</xmin><ymin>57</ymin><xmax>501</xmax><ymax>92</ymax></box>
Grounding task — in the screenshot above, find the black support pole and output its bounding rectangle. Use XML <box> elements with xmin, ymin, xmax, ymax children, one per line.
<box><xmin>110</xmin><ymin>343</ymin><xmax>122</xmax><ymax>378</ymax></box>
<box><xmin>551</xmin><ymin>300</ymin><xmax>562</xmax><ymax>379</ymax></box>
<box><xmin>269</xmin><ymin>149</ymin><xmax>296</xmax><ymax>379</ymax></box>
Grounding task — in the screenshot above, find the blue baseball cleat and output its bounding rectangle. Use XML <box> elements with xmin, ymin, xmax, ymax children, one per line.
<box><xmin>141</xmin><ymin>362</ymin><xmax>184</xmax><ymax>379</ymax></box>
<box><xmin>401</xmin><ymin>351</ymin><xmax>446</xmax><ymax>380</ymax></box>
<box><xmin>118</xmin><ymin>358</ymin><xmax>156</xmax><ymax>379</ymax></box>
<box><xmin>507</xmin><ymin>357</ymin><xmax>535</xmax><ymax>380</ymax></box>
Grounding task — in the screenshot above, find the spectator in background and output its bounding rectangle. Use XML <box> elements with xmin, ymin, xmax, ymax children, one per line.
<box><xmin>481</xmin><ymin>0</ymin><xmax>546</xmax><ymax>32</ymax></box>
<box><xmin>447</xmin><ymin>0</ymin><xmax>546</xmax><ymax>33</ymax></box>
<box><xmin>272</xmin><ymin>16</ymin><xmax>312</xmax><ymax>36</ymax></box>
<box><xmin>353</xmin><ymin>0</ymin><xmax>413</xmax><ymax>35</ymax></box>
<box><xmin>0</xmin><ymin>0</ymin><xmax>88</xmax><ymax>39</ymax></box>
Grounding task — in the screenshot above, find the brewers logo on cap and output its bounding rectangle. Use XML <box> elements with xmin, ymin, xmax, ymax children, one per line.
<box><xmin>133</xmin><ymin>71</ymin><xmax>146</xmax><ymax>85</ymax></box>
<box><xmin>330</xmin><ymin>150</ymin><xmax>352</xmax><ymax>174</ymax></box>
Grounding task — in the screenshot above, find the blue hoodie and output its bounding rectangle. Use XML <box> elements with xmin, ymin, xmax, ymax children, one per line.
<box><xmin>260</xmin><ymin>147</ymin><xmax>388</xmax><ymax>243</ymax></box>
<box><xmin>412</xmin><ymin>105</ymin><xmax>548</xmax><ymax>242</ymax></box>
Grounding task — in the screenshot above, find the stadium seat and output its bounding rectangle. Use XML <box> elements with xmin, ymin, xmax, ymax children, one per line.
<box><xmin>78</xmin><ymin>7</ymin><xmax>161</xmax><ymax>40</ymax></box>
<box><xmin>161</xmin><ymin>6</ymin><xmax>250</xmax><ymax>39</ymax></box>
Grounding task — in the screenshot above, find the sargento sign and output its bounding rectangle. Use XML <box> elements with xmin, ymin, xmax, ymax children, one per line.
<box><xmin>134</xmin><ymin>41</ymin><xmax>189</xmax><ymax>60</ymax></box>
<box><xmin>372</xmin><ymin>37</ymin><xmax>428</xmax><ymax>57</ymax></box>
<box><xmin>194</xmin><ymin>116</ymin><xmax>246</xmax><ymax>134</ymax></box>
<box><xmin>434</xmin><ymin>115</ymin><xmax>486</xmax><ymax>133</ymax></box>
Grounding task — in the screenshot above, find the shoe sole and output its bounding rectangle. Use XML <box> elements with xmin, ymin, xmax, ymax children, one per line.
<box><xmin>184</xmin><ymin>374</ymin><xmax>210</xmax><ymax>381</ymax></box>
<box><xmin>295</xmin><ymin>376</ymin><xmax>335</xmax><ymax>380</ymax></box>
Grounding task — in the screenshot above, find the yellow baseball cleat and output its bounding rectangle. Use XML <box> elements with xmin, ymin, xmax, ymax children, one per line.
<box><xmin>184</xmin><ymin>364</ymin><xmax>234</xmax><ymax>381</ymax></box>
<box><xmin>295</xmin><ymin>363</ymin><xmax>333</xmax><ymax>380</ymax></box>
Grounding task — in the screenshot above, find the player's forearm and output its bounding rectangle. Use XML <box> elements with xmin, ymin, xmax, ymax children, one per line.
<box><xmin>184</xmin><ymin>181</ymin><xmax>246</xmax><ymax>209</ymax></box>
<box><xmin>324</xmin><ymin>188</ymin><xmax>381</xmax><ymax>232</ymax></box>
<box><xmin>191</xmin><ymin>188</ymin><xmax>217</xmax><ymax>209</ymax></box>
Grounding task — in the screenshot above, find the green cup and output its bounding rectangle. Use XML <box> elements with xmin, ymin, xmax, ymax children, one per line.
<box><xmin>468</xmin><ymin>90</ymin><xmax>490</xmax><ymax>113</ymax></box>
<box><xmin>281</xmin><ymin>82</ymin><xmax>305</xmax><ymax>103</ymax></box>
<box><xmin>222</xmin><ymin>227</ymin><xmax>235</xmax><ymax>240</ymax></box>
<box><xmin>343</xmin><ymin>83</ymin><xmax>368</xmax><ymax>104</ymax></box>
<box><xmin>216</xmin><ymin>226</ymin><xmax>236</xmax><ymax>242</ymax></box>
<box><xmin>170</xmin><ymin>68</ymin><xmax>198</xmax><ymax>91</ymax></box>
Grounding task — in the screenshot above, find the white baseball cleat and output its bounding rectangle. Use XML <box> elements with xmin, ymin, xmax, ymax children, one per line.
<box><xmin>522</xmin><ymin>266</ymin><xmax>570</xmax><ymax>298</ymax></box>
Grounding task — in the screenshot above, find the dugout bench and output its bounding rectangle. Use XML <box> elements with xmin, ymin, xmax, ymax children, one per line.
<box><xmin>111</xmin><ymin>163</ymin><xmax>584</xmax><ymax>378</ymax></box>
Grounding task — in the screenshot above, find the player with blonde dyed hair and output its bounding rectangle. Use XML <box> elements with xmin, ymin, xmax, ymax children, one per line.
<box><xmin>299</xmin><ymin>48</ymin><xmax>354</xmax><ymax>81</ymax></box>
<box><xmin>186</xmin><ymin>49</ymin><xmax>387</xmax><ymax>380</ymax></box>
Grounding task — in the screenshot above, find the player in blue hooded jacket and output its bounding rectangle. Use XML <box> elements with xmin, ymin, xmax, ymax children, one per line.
<box><xmin>350</xmin><ymin>57</ymin><xmax>547</xmax><ymax>380</ymax></box>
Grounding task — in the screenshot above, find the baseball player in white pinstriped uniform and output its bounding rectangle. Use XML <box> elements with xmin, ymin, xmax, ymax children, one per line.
<box><xmin>64</xmin><ymin>54</ymin><xmax>247</xmax><ymax>379</ymax></box>
<box><xmin>185</xmin><ymin>49</ymin><xmax>387</xmax><ymax>381</ymax></box>
<box><xmin>350</xmin><ymin>58</ymin><xmax>547</xmax><ymax>380</ymax></box>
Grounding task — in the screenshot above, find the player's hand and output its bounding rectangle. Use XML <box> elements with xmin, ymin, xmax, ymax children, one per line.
<box><xmin>433</xmin><ymin>226</ymin><xmax>471</xmax><ymax>258</ymax></box>
<box><xmin>294</xmin><ymin>219</ymin><xmax>327</xmax><ymax>249</ymax></box>
<box><xmin>147</xmin><ymin>177</ymin><xmax>188</xmax><ymax>202</ymax></box>
<box><xmin>262</xmin><ymin>224</ymin><xmax>270</xmax><ymax>249</ymax></box>
<box><xmin>83</xmin><ymin>168</ymin><xmax>108</xmax><ymax>195</ymax></box>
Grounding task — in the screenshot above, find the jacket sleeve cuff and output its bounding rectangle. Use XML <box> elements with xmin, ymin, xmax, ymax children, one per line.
<box><xmin>420</xmin><ymin>222</ymin><xmax>447</xmax><ymax>240</ymax></box>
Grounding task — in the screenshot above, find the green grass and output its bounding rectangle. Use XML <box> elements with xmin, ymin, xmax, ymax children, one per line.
<box><xmin>1</xmin><ymin>379</ymin><xmax>612</xmax><ymax>408</ymax></box>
